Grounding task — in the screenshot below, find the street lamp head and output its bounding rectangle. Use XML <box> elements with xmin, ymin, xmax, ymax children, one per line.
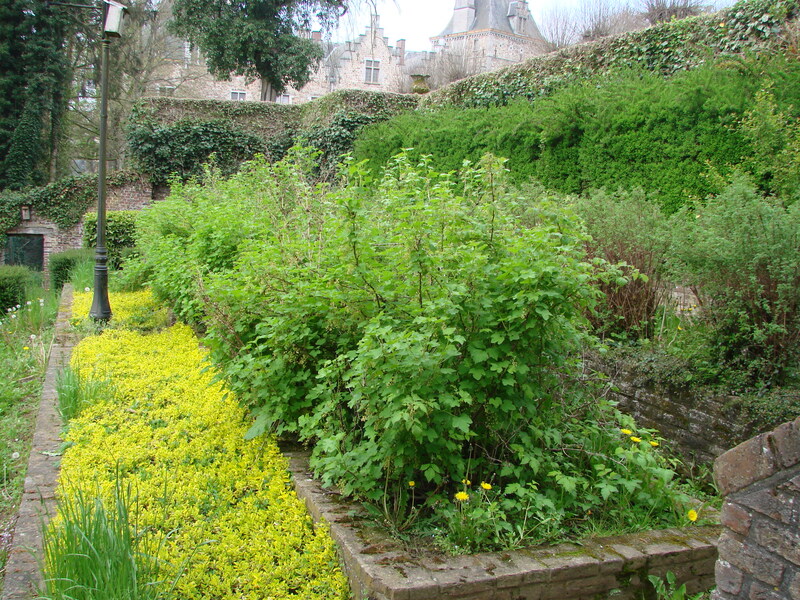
<box><xmin>103</xmin><ymin>0</ymin><xmax>127</xmax><ymax>37</ymax></box>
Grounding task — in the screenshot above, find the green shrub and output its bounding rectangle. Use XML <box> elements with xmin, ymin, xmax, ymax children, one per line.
<box><xmin>668</xmin><ymin>177</ymin><xmax>800</xmax><ymax>387</ymax></box>
<box><xmin>138</xmin><ymin>150</ymin><xmax>694</xmax><ymax>549</ymax></box>
<box><xmin>49</xmin><ymin>249</ymin><xmax>93</xmax><ymax>292</ymax></box>
<box><xmin>83</xmin><ymin>211</ymin><xmax>138</xmax><ymax>270</ymax></box>
<box><xmin>0</xmin><ymin>265</ymin><xmax>31</xmax><ymax>311</ymax></box>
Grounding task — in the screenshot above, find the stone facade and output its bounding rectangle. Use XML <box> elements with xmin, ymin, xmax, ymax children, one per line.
<box><xmin>151</xmin><ymin>1</ymin><xmax>547</xmax><ymax>104</ymax></box>
<box><xmin>712</xmin><ymin>417</ymin><xmax>800</xmax><ymax>600</ymax></box>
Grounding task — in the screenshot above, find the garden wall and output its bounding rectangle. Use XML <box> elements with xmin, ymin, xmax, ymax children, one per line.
<box><xmin>600</xmin><ymin>362</ymin><xmax>764</xmax><ymax>467</ymax></box>
<box><xmin>1</xmin><ymin>178</ymin><xmax>154</xmax><ymax>284</ymax></box>
<box><xmin>286</xmin><ymin>450</ymin><xmax>719</xmax><ymax>600</ymax></box>
<box><xmin>712</xmin><ymin>417</ymin><xmax>800</xmax><ymax>600</ymax></box>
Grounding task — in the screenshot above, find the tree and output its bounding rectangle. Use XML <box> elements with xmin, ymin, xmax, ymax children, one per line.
<box><xmin>640</xmin><ymin>0</ymin><xmax>703</xmax><ymax>25</ymax></box>
<box><xmin>169</xmin><ymin>0</ymin><xmax>346</xmax><ymax>100</ymax></box>
<box><xmin>0</xmin><ymin>0</ymin><xmax>71</xmax><ymax>189</ymax></box>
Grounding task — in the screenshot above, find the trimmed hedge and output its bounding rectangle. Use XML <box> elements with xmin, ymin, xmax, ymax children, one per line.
<box><xmin>49</xmin><ymin>248</ymin><xmax>93</xmax><ymax>292</ymax></box>
<box><xmin>83</xmin><ymin>211</ymin><xmax>138</xmax><ymax>269</ymax></box>
<box><xmin>0</xmin><ymin>265</ymin><xmax>31</xmax><ymax>311</ymax></box>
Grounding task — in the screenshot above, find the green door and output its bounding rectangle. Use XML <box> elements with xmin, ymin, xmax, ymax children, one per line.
<box><xmin>4</xmin><ymin>234</ymin><xmax>44</xmax><ymax>271</ymax></box>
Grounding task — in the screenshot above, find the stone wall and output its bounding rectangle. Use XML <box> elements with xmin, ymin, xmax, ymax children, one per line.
<box><xmin>600</xmin><ymin>361</ymin><xmax>762</xmax><ymax>468</ymax></box>
<box><xmin>712</xmin><ymin>417</ymin><xmax>800</xmax><ymax>600</ymax></box>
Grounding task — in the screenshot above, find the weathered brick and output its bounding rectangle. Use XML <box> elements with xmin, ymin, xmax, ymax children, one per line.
<box><xmin>718</xmin><ymin>532</ymin><xmax>785</xmax><ymax>587</ymax></box>
<box><xmin>715</xmin><ymin>433</ymin><xmax>778</xmax><ymax>496</ymax></box>
<box><xmin>790</xmin><ymin>571</ymin><xmax>800</xmax><ymax>600</ymax></box>
<box><xmin>770</xmin><ymin>417</ymin><xmax>800</xmax><ymax>469</ymax></box>
<box><xmin>715</xmin><ymin>559</ymin><xmax>744</xmax><ymax>594</ymax></box>
<box><xmin>738</xmin><ymin>487</ymin><xmax>797</xmax><ymax>525</ymax></box>
<box><xmin>751</xmin><ymin>519</ymin><xmax>800</xmax><ymax>567</ymax></box>
<box><xmin>748</xmin><ymin>581</ymin><xmax>785</xmax><ymax>600</ymax></box>
<box><xmin>721</xmin><ymin>501</ymin><xmax>753</xmax><ymax>536</ymax></box>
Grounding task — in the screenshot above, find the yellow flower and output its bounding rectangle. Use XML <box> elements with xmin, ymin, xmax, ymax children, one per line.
<box><xmin>620</xmin><ymin>428</ymin><xmax>633</xmax><ymax>435</ymax></box>
<box><xmin>688</xmin><ymin>509</ymin><xmax>698</xmax><ymax>522</ymax></box>
<box><xmin>461</xmin><ymin>479</ymin><xmax>471</xmax><ymax>486</ymax></box>
<box><xmin>455</xmin><ymin>491</ymin><xmax>469</xmax><ymax>502</ymax></box>
<box><xmin>408</xmin><ymin>481</ymin><xmax>415</xmax><ymax>488</ymax></box>
<box><xmin>630</xmin><ymin>436</ymin><xmax>642</xmax><ymax>443</ymax></box>
<box><xmin>23</xmin><ymin>346</ymin><xmax>30</xmax><ymax>351</ymax></box>
<box><xmin>677</xmin><ymin>326</ymin><xmax>683</xmax><ymax>331</ymax></box>
<box><xmin>649</xmin><ymin>440</ymin><xmax>659</xmax><ymax>447</ymax></box>
<box><xmin>480</xmin><ymin>482</ymin><xmax>492</xmax><ymax>491</ymax></box>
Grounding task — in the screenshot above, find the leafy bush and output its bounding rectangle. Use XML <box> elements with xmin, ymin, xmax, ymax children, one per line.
<box><xmin>49</xmin><ymin>249</ymin><xmax>93</xmax><ymax>292</ymax></box>
<box><xmin>0</xmin><ymin>265</ymin><xmax>31</xmax><ymax>311</ymax></box>
<box><xmin>127</xmin><ymin>118</ymin><xmax>266</xmax><ymax>185</ymax></box>
<box><xmin>572</xmin><ymin>188</ymin><xmax>672</xmax><ymax>339</ymax></box>
<box><xmin>668</xmin><ymin>178</ymin><xmax>800</xmax><ymax>387</ymax></box>
<box><xmin>356</xmin><ymin>57</ymin><xmax>800</xmax><ymax>211</ymax></box>
<box><xmin>82</xmin><ymin>211</ymin><xmax>138</xmax><ymax>270</ymax></box>
<box><xmin>137</xmin><ymin>150</ymin><xmax>695</xmax><ymax>549</ymax></box>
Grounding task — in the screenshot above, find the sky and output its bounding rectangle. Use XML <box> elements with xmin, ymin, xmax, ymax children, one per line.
<box><xmin>334</xmin><ymin>0</ymin><xmax>737</xmax><ymax>51</ymax></box>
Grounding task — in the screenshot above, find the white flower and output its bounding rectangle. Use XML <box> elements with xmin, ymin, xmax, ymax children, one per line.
<box><xmin>11</xmin><ymin>314</ymin><xmax>16</xmax><ymax>319</ymax></box>
<box><xmin>84</xmin><ymin>287</ymin><xmax>91</xmax><ymax>292</ymax></box>
<box><xmin>30</xmin><ymin>334</ymin><xmax>37</xmax><ymax>341</ymax></box>
<box><xmin>26</xmin><ymin>300</ymin><xmax>32</xmax><ymax>305</ymax></box>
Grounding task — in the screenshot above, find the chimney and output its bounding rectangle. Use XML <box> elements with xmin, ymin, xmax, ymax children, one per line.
<box><xmin>312</xmin><ymin>30</ymin><xmax>322</xmax><ymax>42</ymax></box>
<box><xmin>396</xmin><ymin>39</ymin><xmax>405</xmax><ymax>65</ymax></box>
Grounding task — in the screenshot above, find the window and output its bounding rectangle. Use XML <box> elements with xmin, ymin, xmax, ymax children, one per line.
<box><xmin>230</xmin><ymin>91</ymin><xmax>246</xmax><ymax>101</ymax></box>
<box><xmin>4</xmin><ymin>234</ymin><xmax>44</xmax><ymax>271</ymax></box>
<box><xmin>365</xmin><ymin>59</ymin><xmax>380</xmax><ymax>84</ymax></box>
<box><xmin>158</xmin><ymin>86</ymin><xmax>175</xmax><ymax>97</ymax></box>
<box><xmin>276</xmin><ymin>93</ymin><xmax>291</xmax><ymax>104</ymax></box>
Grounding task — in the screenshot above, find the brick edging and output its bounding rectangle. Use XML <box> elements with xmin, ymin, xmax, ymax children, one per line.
<box><xmin>285</xmin><ymin>450</ymin><xmax>720</xmax><ymax>600</ymax></box>
<box><xmin>1</xmin><ymin>286</ymin><xmax>74</xmax><ymax>600</ymax></box>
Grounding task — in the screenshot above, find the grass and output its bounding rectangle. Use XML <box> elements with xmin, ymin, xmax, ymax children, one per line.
<box><xmin>0</xmin><ymin>282</ymin><xmax>59</xmax><ymax>582</ymax></box>
<box><xmin>55</xmin><ymin>367</ymin><xmax>115</xmax><ymax>424</ymax></box>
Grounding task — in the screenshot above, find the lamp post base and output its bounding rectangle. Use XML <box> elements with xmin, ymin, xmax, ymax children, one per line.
<box><xmin>89</xmin><ymin>247</ymin><xmax>112</xmax><ymax>321</ymax></box>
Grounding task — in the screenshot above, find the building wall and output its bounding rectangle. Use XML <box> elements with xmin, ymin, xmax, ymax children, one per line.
<box><xmin>1</xmin><ymin>180</ymin><xmax>155</xmax><ymax>287</ymax></box>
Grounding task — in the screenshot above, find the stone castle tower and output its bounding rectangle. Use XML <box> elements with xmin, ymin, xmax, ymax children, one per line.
<box><xmin>431</xmin><ymin>0</ymin><xmax>547</xmax><ymax>71</ymax></box>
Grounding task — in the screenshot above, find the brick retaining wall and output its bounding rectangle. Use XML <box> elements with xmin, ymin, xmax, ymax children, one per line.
<box><xmin>286</xmin><ymin>450</ymin><xmax>720</xmax><ymax>600</ymax></box>
<box><xmin>712</xmin><ymin>417</ymin><xmax>800</xmax><ymax>600</ymax></box>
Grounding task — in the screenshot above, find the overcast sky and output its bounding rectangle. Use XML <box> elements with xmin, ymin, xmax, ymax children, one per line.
<box><xmin>334</xmin><ymin>0</ymin><xmax>738</xmax><ymax>51</ymax></box>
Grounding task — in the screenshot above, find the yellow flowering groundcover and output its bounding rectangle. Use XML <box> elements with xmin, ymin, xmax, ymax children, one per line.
<box><xmin>71</xmin><ymin>288</ymin><xmax>169</xmax><ymax>329</ymax></box>
<box><xmin>62</xmin><ymin>320</ymin><xmax>349</xmax><ymax>599</ymax></box>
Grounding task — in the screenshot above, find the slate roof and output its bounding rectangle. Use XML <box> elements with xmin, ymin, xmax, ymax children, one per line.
<box><xmin>438</xmin><ymin>0</ymin><xmax>543</xmax><ymax>40</ymax></box>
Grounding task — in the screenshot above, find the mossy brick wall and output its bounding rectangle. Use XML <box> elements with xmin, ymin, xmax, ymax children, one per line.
<box><xmin>1</xmin><ymin>178</ymin><xmax>154</xmax><ymax>285</ymax></box>
<box><xmin>285</xmin><ymin>450</ymin><xmax>719</xmax><ymax>600</ymax></box>
<box><xmin>712</xmin><ymin>417</ymin><xmax>800</xmax><ymax>600</ymax></box>
<box><xmin>599</xmin><ymin>361</ymin><xmax>752</xmax><ymax>467</ymax></box>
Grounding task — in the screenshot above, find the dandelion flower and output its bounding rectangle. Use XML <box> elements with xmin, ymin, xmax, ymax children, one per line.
<box><xmin>461</xmin><ymin>479</ymin><xmax>471</xmax><ymax>486</ymax></box>
<box><xmin>455</xmin><ymin>491</ymin><xmax>469</xmax><ymax>502</ymax></box>
<box><xmin>480</xmin><ymin>482</ymin><xmax>492</xmax><ymax>491</ymax></box>
<box><xmin>30</xmin><ymin>334</ymin><xmax>36</xmax><ymax>340</ymax></box>
<box><xmin>688</xmin><ymin>509</ymin><xmax>698</xmax><ymax>522</ymax></box>
<box><xmin>23</xmin><ymin>346</ymin><xmax>29</xmax><ymax>351</ymax></box>
<box><xmin>408</xmin><ymin>481</ymin><xmax>415</xmax><ymax>488</ymax></box>
<box><xmin>649</xmin><ymin>440</ymin><xmax>659</xmax><ymax>447</ymax></box>
<box><xmin>678</xmin><ymin>326</ymin><xmax>683</xmax><ymax>331</ymax></box>
<box><xmin>84</xmin><ymin>287</ymin><xmax>91</xmax><ymax>292</ymax></box>
<box><xmin>630</xmin><ymin>436</ymin><xmax>642</xmax><ymax>443</ymax></box>
<box><xmin>620</xmin><ymin>429</ymin><xmax>633</xmax><ymax>435</ymax></box>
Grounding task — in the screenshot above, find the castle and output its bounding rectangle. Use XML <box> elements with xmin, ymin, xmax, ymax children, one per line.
<box><xmin>159</xmin><ymin>0</ymin><xmax>548</xmax><ymax>104</ymax></box>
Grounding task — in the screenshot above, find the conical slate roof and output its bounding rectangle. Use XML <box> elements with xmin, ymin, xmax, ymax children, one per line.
<box><xmin>438</xmin><ymin>0</ymin><xmax>543</xmax><ymax>40</ymax></box>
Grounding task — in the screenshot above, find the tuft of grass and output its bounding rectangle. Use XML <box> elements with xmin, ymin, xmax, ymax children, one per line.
<box><xmin>69</xmin><ymin>257</ymin><xmax>95</xmax><ymax>293</ymax></box>
<box><xmin>55</xmin><ymin>368</ymin><xmax>115</xmax><ymax>424</ymax></box>
<box><xmin>41</xmin><ymin>478</ymin><xmax>173</xmax><ymax>600</ymax></box>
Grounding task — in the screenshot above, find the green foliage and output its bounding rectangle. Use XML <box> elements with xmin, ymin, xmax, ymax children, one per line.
<box><xmin>169</xmin><ymin>0</ymin><xmax>344</xmax><ymax>94</ymax></box>
<box><xmin>83</xmin><ymin>211</ymin><xmax>139</xmax><ymax>269</ymax></box>
<box><xmin>126</xmin><ymin>118</ymin><xmax>266</xmax><ymax>185</ymax></box>
<box><xmin>299</xmin><ymin>110</ymin><xmax>380</xmax><ymax>177</ymax></box>
<box><xmin>357</xmin><ymin>57</ymin><xmax>800</xmax><ymax>211</ymax></box>
<box><xmin>669</xmin><ymin>178</ymin><xmax>800</xmax><ymax>388</ymax></box>
<box><xmin>648</xmin><ymin>571</ymin><xmax>708</xmax><ymax>600</ymax></box>
<box><xmin>136</xmin><ymin>149</ymin><xmax>694</xmax><ymax>550</ymax></box>
<box><xmin>55</xmin><ymin>367</ymin><xmax>114</xmax><ymax>423</ymax></box>
<box><xmin>422</xmin><ymin>0</ymin><xmax>799</xmax><ymax>110</ymax></box>
<box><xmin>49</xmin><ymin>248</ymin><xmax>93</xmax><ymax>292</ymax></box>
<box><xmin>0</xmin><ymin>265</ymin><xmax>32</xmax><ymax>310</ymax></box>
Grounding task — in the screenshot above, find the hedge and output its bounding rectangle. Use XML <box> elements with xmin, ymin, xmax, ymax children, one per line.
<box><xmin>0</xmin><ymin>265</ymin><xmax>31</xmax><ymax>311</ymax></box>
<box><xmin>82</xmin><ymin>211</ymin><xmax>139</xmax><ymax>269</ymax></box>
<box><xmin>49</xmin><ymin>248</ymin><xmax>93</xmax><ymax>292</ymax></box>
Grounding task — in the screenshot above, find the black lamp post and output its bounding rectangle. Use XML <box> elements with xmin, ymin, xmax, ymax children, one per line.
<box><xmin>89</xmin><ymin>0</ymin><xmax>126</xmax><ymax>321</ymax></box>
